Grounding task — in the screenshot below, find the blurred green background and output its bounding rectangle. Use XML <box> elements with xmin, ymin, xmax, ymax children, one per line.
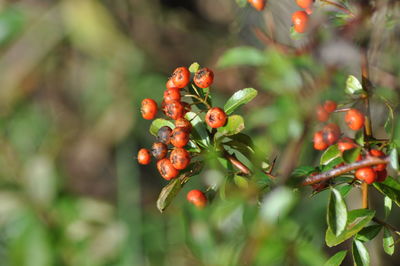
<box><xmin>0</xmin><ymin>0</ymin><xmax>399</xmax><ymax>265</ymax></box>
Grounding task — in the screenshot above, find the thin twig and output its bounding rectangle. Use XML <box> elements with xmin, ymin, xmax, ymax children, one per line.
<box><xmin>320</xmin><ymin>0</ymin><xmax>354</xmax><ymax>16</ymax></box>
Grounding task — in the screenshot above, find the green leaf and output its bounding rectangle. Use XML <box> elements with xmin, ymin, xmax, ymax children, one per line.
<box><xmin>217</xmin><ymin>47</ymin><xmax>265</xmax><ymax>68</ymax></box>
<box><xmin>342</xmin><ymin>147</ymin><xmax>361</xmax><ymax>164</ymax></box>
<box><xmin>354</xmin><ymin>131</ymin><xmax>364</xmax><ymax>146</ymax></box>
<box><xmin>322</xmin><ymin>157</ymin><xmax>344</xmax><ymax>172</ymax></box>
<box><xmin>345</xmin><ymin>75</ymin><xmax>363</xmax><ymax>95</ymax></box>
<box><xmin>352</xmin><ymin>239</ymin><xmax>370</xmax><ymax>266</ymax></box>
<box><xmin>224</xmin><ymin>88</ymin><xmax>258</xmax><ymax>115</ymax></box>
<box><xmin>323</xmin><ymin>250</ymin><xmax>347</xmax><ymax>266</ymax></box>
<box><xmin>356</xmin><ymin>225</ymin><xmax>382</xmax><ymax>242</ymax></box>
<box><xmin>223</xmin><ymin>140</ymin><xmax>254</xmax><ymax>159</ymax></box>
<box><xmin>373</xmin><ymin>176</ymin><xmax>400</xmax><ymax>207</ymax></box>
<box><xmin>325</xmin><ymin>209</ymin><xmax>375</xmax><ymax>247</ymax></box>
<box><xmin>338</xmin><ymin>185</ymin><xmax>352</xmax><ymax>198</ymax></box>
<box><xmin>235</xmin><ymin>0</ymin><xmax>248</xmax><ymax>8</ymax></box>
<box><xmin>149</xmin><ymin>119</ymin><xmax>175</xmax><ymax>136</ymax></box>
<box><xmin>291</xmin><ymin>166</ymin><xmax>317</xmax><ymax>177</ymax></box>
<box><xmin>327</xmin><ymin>188</ymin><xmax>348</xmax><ymax>236</ymax></box>
<box><xmin>217</xmin><ymin>115</ymin><xmax>245</xmax><ymax>136</ymax></box>
<box><xmin>383</xmin><ymin>227</ymin><xmax>395</xmax><ymax>255</ymax></box>
<box><xmin>185</xmin><ymin>112</ymin><xmax>210</xmax><ymax>147</ymax></box>
<box><xmin>321</xmin><ymin>144</ymin><xmax>341</xmax><ymax>165</ymax></box>
<box><xmin>389</xmin><ymin>148</ymin><xmax>399</xmax><ymax>170</ymax></box>
<box><xmin>234</xmin><ymin>175</ymin><xmax>249</xmax><ymax>188</ymax></box>
<box><xmin>189</xmin><ymin>62</ymin><xmax>200</xmax><ymax>73</ymax></box>
<box><xmin>261</xmin><ymin>187</ymin><xmax>297</xmax><ymax>223</ymax></box>
<box><xmin>384</xmin><ymin>196</ymin><xmax>392</xmax><ymax>219</ymax></box>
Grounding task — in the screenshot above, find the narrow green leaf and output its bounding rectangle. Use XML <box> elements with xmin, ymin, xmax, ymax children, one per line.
<box><xmin>389</xmin><ymin>148</ymin><xmax>399</xmax><ymax>170</ymax></box>
<box><xmin>383</xmin><ymin>227</ymin><xmax>395</xmax><ymax>255</ymax></box>
<box><xmin>149</xmin><ymin>119</ymin><xmax>175</xmax><ymax>136</ymax></box>
<box><xmin>327</xmin><ymin>188</ymin><xmax>348</xmax><ymax>236</ymax></box>
<box><xmin>384</xmin><ymin>196</ymin><xmax>392</xmax><ymax>219</ymax></box>
<box><xmin>323</xmin><ymin>250</ymin><xmax>347</xmax><ymax>266</ymax></box>
<box><xmin>185</xmin><ymin>112</ymin><xmax>210</xmax><ymax>147</ymax></box>
<box><xmin>217</xmin><ymin>115</ymin><xmax>245</xmax><ymax>136</ymax></box>
<box><xmin>356</xmin><ymin>225</ymin><xmax>382</xmax><ymax>242</ymax></box>
<box><xmin>325</xmin><ymin>209</ymin><xmax>375</xmax><ymax>247</ymax></box>
<box><xmin>345</xmin><ymin>75</ymin><xmax>363</xmax><ymax>95</ymax></box>
<box><xmin>352</xmin><ymin>239</ymin><xmax>370</xmax><ymax>266</ymax></box>
<box><xmin>373</xmin><ymin>176</ymin><xmax>400</xmax><ymax>206</ymax></box>
<box><xmin>217</xmin><ymin>47</ymin><xmax>265</xmax><ymax>68</ymax></box>
<box><xmin>321</xmin><ymin>145</ymin><xmax>341</xmax><ymax>165</ymax></box>
<box><xmin>224</xmin><ymin>88</ymin><xmax>258</xmax><ymax>115</ymax></box>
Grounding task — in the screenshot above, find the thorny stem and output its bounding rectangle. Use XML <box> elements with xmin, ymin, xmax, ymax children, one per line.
<box><xmin>320</xmin><ymin>0</ymin><xmax>354</xmax><ymax>16</ymax></box>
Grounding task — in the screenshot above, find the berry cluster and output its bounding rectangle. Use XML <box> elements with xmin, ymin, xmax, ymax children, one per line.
<box><xmin>312</xmin><ymin>100</ymin><xmax>388</xmax><ymax>185</ymax></box>
<box><xmin>137</xmin><ymin>65</ymin><xmax>229</xmax><ymax>208</ymax></box>
<box><xmin>292</xmin><ymin>0</ymin><xmax>314</xmax><ymax>33</ymax></box>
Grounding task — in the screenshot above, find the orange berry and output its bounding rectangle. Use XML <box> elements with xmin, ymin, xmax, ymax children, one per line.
<box><xmin>166</xmin><ymin>78</ymin><xmax>178</xmax><ymax>90</ymax></box>
<box><xmin>292</xmin><ymin>11</ymin><xmax>308</xmax><ymax>33</ymax></box>
<box><xmin>175</xmin><ymin>118</ymin><xmax>192</xmax><ymax>132</ymax></box>
<box><xmin>151</xmin><ymin>142</ymin><xmax>168</xmax><ymax>160</ymax></box>
<box><xmin>247</xmin><ymin>0</ymin><xmax>266</xmax><ymax>11</ymax></box>
<box><xmin>194</xmin><ymin>68</ymin><xmax>214</xmax><ymax>89</ymax></box>
<box><xmin>171</xmin><ymin>67</ymin><xmax>190</xmax><ymax>89</ymax></box>
<box><xmin>369</xmin><ymin>149</ymin><xmax>387</xmax><ymax>171</ymax></box>
<box><xmin>165</xmin><ymin>100</ymin><xmax>184</xmax><ymax>120</ymax></box>
<box><xmin>345</xmin><ymin>109</ymin><xmax>365</xmax><ymax>131</ymax></box>
<box><xmin>171</xmin><ymin>127</ymin><xmax>190</xmax><ymax>148</ymax></box>
<box><xmin>187</xmin><ymin>189</ymin><xmax>207</xmax><ymax>208</ymax></box>
<box><xmin>170</xmin><ymin>148</ymin><xmax>191</xmax><ymax>170</ymax></box>
<box><xmin>141</xmin><ymin>99</ymin><xmax>158</xmax><ymax>120</ymax></box>
<box><xmin>313</xmin><ymin>130</ymin><xmax>329</xmax><ymax>150</ymax></box>
<box><xmin>137</xmin><ymin>148</ymin><xmax>151</xmax><ymax>165</ymax></box>
<box><xmin>157</xmin><ymin>158</ymin><xmax>179</xmax><ymax>180</ymax></box>
<box><xmin>205</xmin><ymin>107</ymin><xmax>227</xmax><ymax>128</ymax></box>
<box><xmin>316</xmin><ymin>105</ymin><xmax>329</xmax><ymax>122</ymax></box>
<box><xmin>355</xmin><ymin>167</ymin><xmax>377</xmax><ymax>184</ymax></box>
<box><xmin>323</xmin><ymin>100</ymin><xmax>337</xmax><ymax>113</ymax></box>
<box><xmin>322</xmin><ymin>123</ymin><xmax>341</xmax><ymax>145</ymax></box>
<box><xmin>296</xmin><ymin>0</ymin><xmax>313</xmax><ymax>9</ymax></box>
<box><xmin>337</xmin><ymin>137</ymin><xmax>356</xmax><ymax>152</ymax></box>
<box><xmin>164</xmin><ymin>88</ymin><xmax>181</xmax><ymax>103</ymax></box>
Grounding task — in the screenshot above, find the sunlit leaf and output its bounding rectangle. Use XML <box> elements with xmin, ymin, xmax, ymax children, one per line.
<box><xmin>217</xmin><ymin>115</ymin><xmax>245</xmax><ymax>136</ymax></box>
<box><xmin>149</xmin><ymin>119</ymin><xmax>175</xmax><ymax>136</ymax></box>
<box><xmin>217</xmin><ymin>47</ymin><xmax>265</xmax><ymax>68</ymax></box>
<box><xmin>185</xmin><ymin>112</ymin><xmax>210</xmax><ymax>147</ymax></box>
<box><xmin>189</xmin><ymin>62</ymin><xmax>200</xmax><ymax>73</ymax></box>
<box><xmin>383</xmin><ymin>227</ymin><xmax>394</xmax><ymax>255</ymax></box>
<box><xmin>373</xmin><ymin>177</ymin><xmax>400</xmax><ymax>207</ymax></box>
<box><xmin>384</xmin><ymin>196</ymin><xmax>392</xmax><ymax>219</ymax></box>
<box><xmin>345</xmin><ymin>75</ymin><xmax>363</xmax><ymax>95</ymax></box>
<box><xmin>352</xmin><ymin>239</ymin><xmax>370</xmax><ymax>266</ymax></box>
<box><xmin>389</xmin><ymin>148</ymin><xmax>399</xmax><ymax>170</ymax></box>
<box><xmin>321</xmin><ymin>144</ymin><xmax>341</xmax><ymax>165</ymax></box>
<box><xmin>224</xmin><ymin>88</ymin><xmax>258</xmax><ymax>115</ymax></box>
<box><xmin>356</xmin><ymin>225</ymin><xmax>382</xmax><ymax>242</ymax></box>
<box><xmin>327</xmin><ymin>188</ymin><xmax>347</xmax><ymax>236</ymax></box>
<box><xmin>323</xmin><ymin>250</ymin><xmax>347</xmax><ymax>266</ymax></box>
<box><xmin>342</xmin><ymin>147</ymin><xmax>361</xmax><ymax>164</ymax></box>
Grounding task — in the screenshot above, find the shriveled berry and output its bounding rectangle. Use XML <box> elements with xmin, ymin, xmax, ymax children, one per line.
<box><xmin>369</xmin><ymin>149</ymin><xmax>387</xmax><ymax>171</ymax></box>
<box><xmin>345</xmin><ymin>109</ymin><xmax>365</xmax><ymax>131</ymax></box>
<box><xmin>151</xmin><ymin>142</ymin><xmax>168</xmax><ymax>160</ymax></box>
<box><xmin>247</xmin><ymin>0</ymin><xmax>266</xmax><ymax>11</ymax></box>
<box><xmin>376</xmin><ymin>169</ymin><xmax>387</xmax><ymax>183</ymax></box>
<box><xmin>164</xmin><ymin>88</ymin><xmax>181</xmax><ymax>103</ymax></box>
<box><xmin>296</xmin><ymin>0</ymin><xmax>313</xmax><ymax>9</ymax></box>
<box><xmin>175</xmin><ymin>118</ymin><xmax>192</xmax><ymax>132</ymax></box>
<box><xmin>194</xmin><ymin>68</ymin><xmax>214</xmax><ymax>89</ymax></box>
<box><xmin>171</xmin><ymin>127</ymin><xmax>190</xmax><ymax>148</ymax></box>
<box><xmin>323</xmin><ymin>100</ymin><xmax>337</xmax><ymax>113</ymax></box>
<box><xmin>292</xmin><ymin>11</ymin><xmax>308</xmax><ymax>33</ymax></box>
<box><xmin>170</xmin><ymin>148</ymin><xmax>191</xmax><ymax>170</ymax></box>
<box><xmin>338</xmin><ymin>137</ymin><xmax>357</xmax><ymax>152</ymax></box>
<box><xmin>205</xmin><ymin>107</ymin><xmax>227</xmax><ymax>128</ymax></box>
<box><xmin>137</xmin><ymin>148</ymin><xmax>151</xmax><ymax>165</ymax></box>
<box><xmin>171</xmin><ymin>67</ymin><xmax>190</xmax><ymax>89</ymax></box>
<box><xmin>157</xmin><ymin>158</ymin><xmax>179</xmax><ymax>180</ymax></box>
<box><xmin>165</xmin><ymin>100</ymin><xmax>184</xmax><ymax>120</ymax></box>
<box><xmin>313</xmin><ymin>130</ymin><xmax>329</xmax><ymax>150</ymax></box>
<box><xmin>316</xmin><ymin>105</ymin><xmax>329</xmax><ymax>122</ymax></box>
<box><xmin>187</xmin><ymin>189</ymin><xmax>207</xmax><ymax>208</ymax></box>
<box><xmin>322</xmin><ymin>123</ymin><xmax>341</xmax><ymax>145</ymax></box>
<box><xmin>157</xmin><ymin>126</ymin><xmax>173</xmax><ymax>144</ymax></box>
<box><xmin>141</xmin><ymin>99</ymin><xmax>158</xmax><ymax>120</ymax></box>
<box><xmin>355</xmin><ymin>167</ymin><xmax>377</xmax><ymax>184</ymax></box>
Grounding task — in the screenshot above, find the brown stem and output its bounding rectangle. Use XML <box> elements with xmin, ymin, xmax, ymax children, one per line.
<box><xmin>225</xmin><ymin>153</ymin><xmax>251</xmax><ymax>176</ymax></box>
<box><xmin>301</xmin><ymin>156</ymin><xmax>390</xmax><ymax>186</ymax></box>
<box><xmin>320</xmin><ymin>0</ymin><xmax>354</xmax><ymax>16</ymax></box>
<box><xmin>362</xmin><ymin>182</ymin><xmax>368</xmax><ymax>208</ymax></box>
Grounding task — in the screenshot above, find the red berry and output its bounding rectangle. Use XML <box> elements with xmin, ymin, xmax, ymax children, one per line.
<box><xmin>313</xmin><ymin>131</ymin><xmax>329</xmax><ymax>150</ymax></box>
<box><xmin>292</xmin><ymin>11</ymin><xmax>308</xmax><ymax>33</ymax></box>
<box><xmin>355</xmin><ymin>167</ymin><xmax>377</xmax><ymax>184</ymax></box>
<box><xmin>205</xmin><ymin>107</ymin><xmax>227</xmax><ymax>128</ymax></box>
<box><xmin>171</xmin><ymin>67</ymin><xmax>190</xmax><ymax>89</ymax></box>
<box><xmin>194</xmin><ymin>68</ymin><xmax>214</xmax><ymax>89</ymax></box>
<box><xmin>337</xmin><ymin>137</ymin><xmax>356</xmax><ymax>152</ymax></box>
<box><xmin>141</xmin><ymin>99</ymin><xmax>158</xmax><ymax>120</ymax></box>
<box><xmin>165</xmin><ymin>100</ymin><xmax>184</xmax><ymax>120</ymax></box>
<box><xmin>187</xmin><ymin>189</ymin><xmax>207</xmax><ymax>208</ymax></box>
<box><xmin>376</xmin><ymin>169</ymin><xmax>387</xmax><ymax>183</ymax></box>
<box><xmin>323</xmin><ymin>100</ymin><xmax>337</xmax><ymax>113</ymax></box>
<box><xmin>166</xmin><ymin>78</ymin><xmax>178</xmax><ymax>90</ymax></box>
<box><xmin>296</xmin><ymin>0</ymin><xmax>313</xmax><ymax>9</ymax></box>
<box><xmin>170</xmin><ymin>148</ymin><xmax>191</xmax><ymax>170</ymax></box>
<box><xmin>151</xmin><ymin>142</ymin><xmax>168</xmax><ymax>160</ymax></box>
<box><xmin>369</xmin><ymin>149</ymin><xmax>387</xmax><ymax>171</ymax></box>
<box><xmin>175</xmin><ymin>118</ymin><xmax>192</xmax><ymax>132</ymax></box>
<box><xmin>247</xmin><ymin>0</ymin><xmax>266</xmax><ymax>11</ymax></box>
<box><xmin>316</xmin><ymin>105</ymin><xmax>329</xmax><ymax>122</ymax></box>
<box><xmin>322</xmin><ymin>123</ymin><xmax>341</xmax><ymax>145</ymax></box>
<box><xmin>164</xmin><ymin>88</ymin><xmax>181</xmax><ymax>103</ymax></box>
<box><xmin>345</xmin><ymin>109</ymin><xmax>365</xmax><ymax>131</ymax></box>
<box><xmin>137</xmin><ymin>148</ymin><xmax>151</xmax><ymax>165</ymax></box>
<box><xmin>157</xmin><ymin>158</ymin><xmax>179</xmax><ymax>180</ymax></box>
<box><xmin>171</xmin><ymin>127</ymin><xmax>190</xmax><ymax>148</ymax></box>
<box><xmin>157</xmin><ymin>126</ymin><xmax>172</xmax><ymax>144</ymax></box>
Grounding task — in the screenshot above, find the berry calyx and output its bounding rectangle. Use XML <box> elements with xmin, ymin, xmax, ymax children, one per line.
<box><xmin>165</xmin><ymin>100</ymin><xmax>184</xmax><ymax>120</ymax></box>
<box><xmin>345</xmin><ymin>109</ymin><xmax>365</xmax><ymax>131</ymax></box>
<box><xmin>175</xmin><ymin>118</ymin><xmax>192</xmax><ymax>132</ymax></box>
<box><xmin>187</xmin><ymin>189</ymin><xmax>207</xmax><ymax>208</ymax></box>
<box><xmin>316</xmin><ymin>105</ymin><xmax>329</xmax><ymax>122</ymax></box>
<box><xmin>157</xmin><ymin>158</ymin><xmax>179</xmax><ymax>180</ymax></box>
<box><xmin>296</xmin><ymin>0</ymin><xmax>313</xmax><ymax>9</ymax></box>
<box><xmin>171</xmin><ymin>127</ymin><xmax>190</xmax><ymax>148</ymax></box>
<box><xmin>323</xmin><ymin>100</ymin><xmax>337</xmax><ymax>113</ymax></box>
<box><xmin>170</xmin><ymin>148</ymin><xmax>191</xmax><ymax>170</ymax></box>
<box><xmin>157</xmin><ymin>126</ymin><xmax>172</xmax><ymax>144</ymax></box>
<box><xmin>338</xmin><ymin>137</ymin><xmax>356</xmax><ymax>152</ymax></box>
<box><xmin>137</xmin><ymin>148</ymin><xmax>151</xmax><ymax>165</ymax></box>
<box><xmin>369</xmin><ymin>149</ymin><xmax>387</xmax><ymax>171</ymax></box>
<box><xmin>164</xmin><ymin>88</ymin><xmax>181</xmax><ymax>103</ymax></box>
<box><xmin>141</xmin><ymin>98</ymin><xmax>158</xmax><ymax>120</ymax></box>
<box><xmin>171</xmin><ymin>67</ymin><xmax>190</xmax><ymax>89</ymax></box>
<box><xmin>313</xmin><ymin>130</ymin><xmax>329</xmax><ymax>150</ymax></box>
<box><xmin>292</xmin><ymin>11</ymin><xmax>308</xmax><ymax>33</ymax></box>
<box><xmin>355</xmin><ymin>167</ymin><xmax>377</xmax><ymax>184</ymax></box>
<box><xmin>194</xmin><ymin>67</ymin><xmax>214</xmax><ymax>89</ymax></box>
<box><xmin>151</xmin><ymin>142</ymin><xmax>168</xmax><ymax>160</ymax></box>
<box><xmin>205</xmin><ymin>107</ymin><xmax>227</xmax><ymax>128</ymax></box>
